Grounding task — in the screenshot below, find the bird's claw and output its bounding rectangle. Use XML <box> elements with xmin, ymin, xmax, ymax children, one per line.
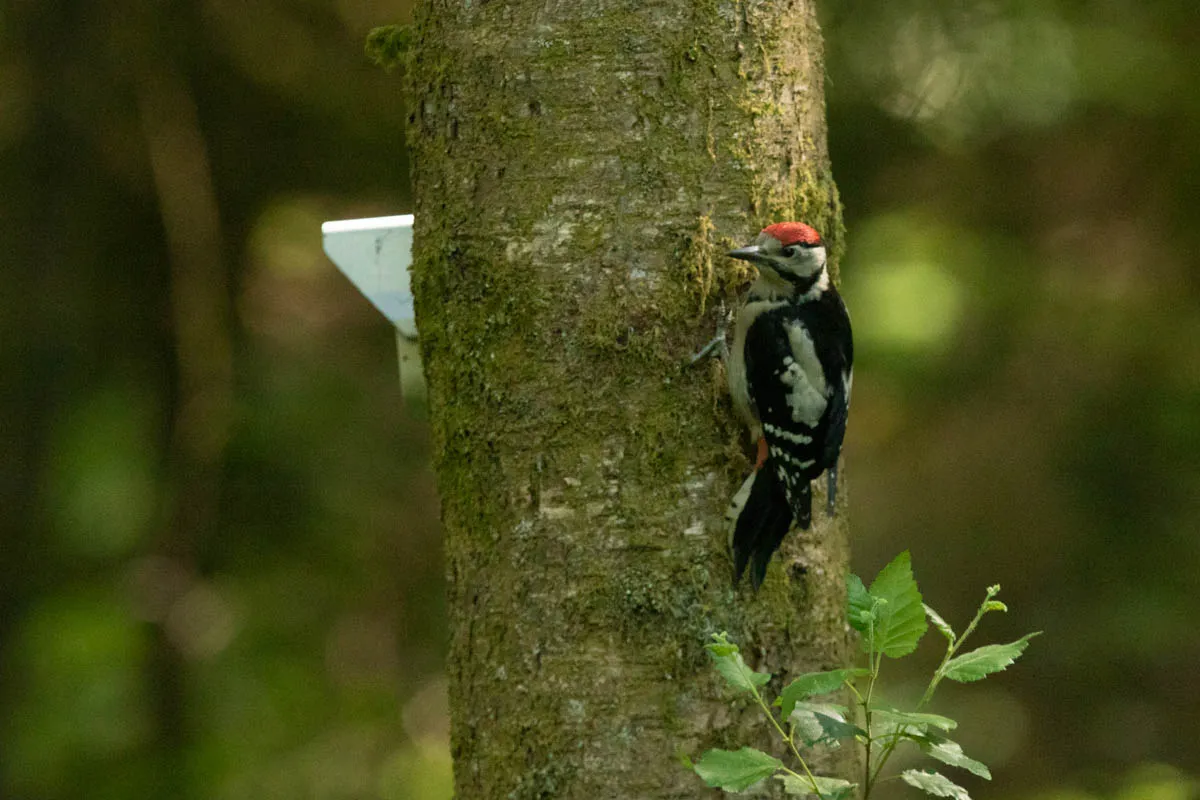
<box><xmin>688</xmin><ymin>329</ymin><xmax>727</xmax><ymax>365</ymax></box>
<box><xmin>688</xmin><ymin>301</ymin><xmax>732</xmax><ymax>367</ymax></box>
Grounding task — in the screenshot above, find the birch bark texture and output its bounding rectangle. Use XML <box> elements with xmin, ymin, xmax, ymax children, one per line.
<box><xmin>406</xmin><ymin>1</ymin><xmax>852</xmax><ymax>796</ymax></box>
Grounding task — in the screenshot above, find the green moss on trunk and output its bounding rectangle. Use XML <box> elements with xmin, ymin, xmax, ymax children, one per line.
<box><xmin>406</xmin><ymin>0</ymin><xmax>854</xmax><ymax>796</ymax></box>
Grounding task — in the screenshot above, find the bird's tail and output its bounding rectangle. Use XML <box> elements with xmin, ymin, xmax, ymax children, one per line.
<box><xmin>728</xmin><ymin>467</ymin><xmax>801</xmax><ymax>590</ymax></box>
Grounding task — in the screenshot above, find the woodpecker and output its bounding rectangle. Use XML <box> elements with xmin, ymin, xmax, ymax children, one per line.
<box><xmin>723</xmin><ymin>222</ymin><xmax>853</xmax><ymax>589</ymax></box>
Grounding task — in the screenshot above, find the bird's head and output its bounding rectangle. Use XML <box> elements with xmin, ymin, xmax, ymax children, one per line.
<box><xmin>728</xmin><ymin>222</ymin><xmax>827</xmax><ymax>291</ymax></box>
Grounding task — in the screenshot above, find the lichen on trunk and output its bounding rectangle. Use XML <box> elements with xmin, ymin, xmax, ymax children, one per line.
<box><xmin>406</xmin><ymin>0</ymin><xmax>853</xmax><ymax>796</ymax></box>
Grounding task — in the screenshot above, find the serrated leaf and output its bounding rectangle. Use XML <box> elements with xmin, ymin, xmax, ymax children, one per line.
<box><xmin>790</xmin><ymin>708</ymin><xmax>825</xmax><ymax>744</ymax></box>
<box><xmin>847</xmin><ymin>574</ymin><xmax>873</xmax><ymax>632</ymax></box>
<box><xmin>706</xmin><ymin>632</ymin><xmax>738</xmax><ymax>652</ymax></box>
<box><xmin>942</xmin><ymin>633</ymin><xmax>1040</xmax><ymax>683</ymax></box>
<box><xmin>918</xmin><ymin>735</ymin><xmax>991</xmax><ymax>780</ymax></box>
<box><xmin>869</xmin><ymin>704</ymin><xmax>958</xmax><ymax>732</ymax></box>
<box><xmin>693</xmin><ymin>747</ymin><xmax>782</xmax><ymax>791</ymax></box>
<box><xmin>867</xmin><ymin>551</ymin><xmax>928</xmax><ymax>658</ymax></box>
<box><xmin>809</xmin><ymin>713</ymin><xmax>866</xmax><ymax>744</ymax></box>
<box><xmin>790</xmin><ymin>702</ymin><xmax>865</xmax><ymax>745</ymax></box>
<box><xmin>777</xmin><ymin>774</ymin><xmax>809</xmax><ymax>795</ymax></box>
<box><xmin>802</xmin><ymin>699</ymin><xmax>850</xmax><ymax>714</ymax></box>
<box><xmin>872</xmin><ymin>719</ymin><xmax>927</xmax><ymax>747</ymax></box>
<box><xmin>778</xmin><ymin>773</ymin><xmax>857</xmax><ymax>798</ymax></box>
<box><xmin>778</xmin><ymin>669</ymin><xmax>868</xmax><ymax>716</ymax></box>
<box><xmin>706</xmin><ymin>634</ymin><xmax>771</xmax><ymax>693</ymax></box>
<box><xmin>901</xmin><ymin>769</ymin><xmax>971</xmax><ymax>800</ymax></box>
<box><xmin>789</xmin><ymin>701</ymin><xmax>851</xmax><ymax>744</ymax></box>
<box><xmin>924</xmin><ymin>604</ymin><xmax>955</xmax><ymax>641</ymax></box>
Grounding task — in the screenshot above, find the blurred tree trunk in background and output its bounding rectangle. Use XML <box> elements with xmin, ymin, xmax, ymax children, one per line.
<box><xmin>406</xmin><ymin>0</ymin><xmax>852</xmax><ymax>795</ymax></box>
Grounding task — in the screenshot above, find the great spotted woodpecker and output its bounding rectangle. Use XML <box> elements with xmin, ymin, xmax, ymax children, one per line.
<box><xmin>724</xmin><ymin>222</ymin><xmax>853</xmax><ymax>589</ymax></box>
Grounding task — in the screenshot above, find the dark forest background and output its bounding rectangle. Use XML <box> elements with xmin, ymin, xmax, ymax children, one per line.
<box><xmin>2</xmin><ymin>1</ymin><xmax>1198</xmax><ymax>798</ymax></box>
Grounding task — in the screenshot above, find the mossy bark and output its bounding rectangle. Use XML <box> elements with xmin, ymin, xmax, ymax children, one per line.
<box><xmin>406</xmin><ymin>1</ymin><xmax>853</xmax><ymax>796</ymax></box>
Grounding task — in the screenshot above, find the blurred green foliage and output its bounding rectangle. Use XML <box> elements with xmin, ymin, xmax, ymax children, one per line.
<box><xmin>1</xmin><ymin>0</ymin><xmax>1197</xmax><ymax>798</ymax></box>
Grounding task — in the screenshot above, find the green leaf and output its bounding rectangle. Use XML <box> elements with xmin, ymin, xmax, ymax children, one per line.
<box><xmin>942</xmin><ymin>633</ymin><xmax>1040</xmax><ymax>683</ymax></box>
<box><xmin>900</xmin><ymin>769</ymin><xmax>971</xmax><ymax>800</ymax></box>
<box><xmin>778</xmin><ymin>669</ymin><xmax>867</xmax><ymax>716</ymax></box>
<box><xmin>869</xmin><ymin>703</ymin><xmax>958</xmax><ymax>733</ymax></box>
<box><xmin>693</xmin><ymin>747</ymin><xmax>782</xmax><ymax>791</ymax></box>
<box><xmin>872</xmin><ymin>719</ymin><xmax>927</xmax><ymax>746</ymax></box>
<box><xmin>778</xmin><ymin>773</ymin><xmax>857</xmax><ymax>798</ymax></box>
<box><xmin>706</xmin><ymin>631</ymin><xmax>738</xmax><ymax>656</ymax></box>
<box><xmin>790</xmin><ymin>710</ymin><xmax>825</xmax><ymax>745</ymax></box>
<box><xmin>847</xmin><ymin>574</ymin><xmax>873</xmax><ymax>632</ymax></box>
<box><xmin>706</xmin><ymin>633</ymin><xmax>771</xmax><ymax>693</ymax></box>
<box><xmin>790</xmin><ymin>702</ymin><xmax>865</xmax><ymax>745</ymax></box>
<box><xmin>819</xmin><ymin>777</ymin><xmax>858</xmax><ymax>800</ymax></box>
<box><xmin>924</xmin><ymin>604</ymin><xmax>955</xmax><ymax>642</ymax></box>
<box><xmin>867</xmin><ymin>551</ymin><xmax>928</xmax><ymax>658</ymax></box>
<box><xmin>918</xmin><ymin>735</ymin><xmax>991</xmax><ymax>780</ymax></box>
<box><xmin>983</xmin><ymin>600</ymin><xmax>1008</xmax><ymax>614</ymax></box>
<box><xmin>810</xmin><ymin>713</ymin><xmax>866</xmax><ymax>744</ymax></box>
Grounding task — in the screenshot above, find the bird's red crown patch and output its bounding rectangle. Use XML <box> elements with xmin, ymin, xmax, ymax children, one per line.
<box><xmin>763</xmin><ymin>222</ymin><xmax>822</xmax><ymax>247</ymax></box>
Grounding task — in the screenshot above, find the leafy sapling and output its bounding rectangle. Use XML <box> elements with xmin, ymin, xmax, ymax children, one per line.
<box><xmin>692</xmin><ymin>633</ymin><xmax>859</xmax><ymax>800</ymax></box>
<box><xmin>691</xmin><ymin>552</ymin><xmax>1039</xmax><ymax>799</ymax></box>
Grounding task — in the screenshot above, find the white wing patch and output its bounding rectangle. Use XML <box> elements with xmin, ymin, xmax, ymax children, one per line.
<box><xmin>780</xmin><ymin>321</ymin><xmax>828</xmax><ymax>424</ymax></box>
<box><xmin>772</xmin><ymin>449</ymin><xmax>814</xmax><ymax>469</ymax></box>
<box><xmin>763</xmin><ymin>422</ymin><xmax>811</xmax><ymax>445</ymax></box>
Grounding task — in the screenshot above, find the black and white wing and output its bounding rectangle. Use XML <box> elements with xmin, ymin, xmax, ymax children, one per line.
<box><xmin>743</xmin><ymin>305</ymin><xmax>831</xmax><ymax>528</ymax></box>
<box><xmin>729</xmin><ymin>290</ymin><xmax>852</xmax><ymax>588</ymax></box>
<box><xmin>814</xmin><ymin>291</ymin><xmax>852</xmax><ymax>512</ymax></box>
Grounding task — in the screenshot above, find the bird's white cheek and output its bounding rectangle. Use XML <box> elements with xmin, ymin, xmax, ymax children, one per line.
<box><xmin>812</xmin><ymin>246</ymin><xmax>828</xmax><ymax>269</ymax></box>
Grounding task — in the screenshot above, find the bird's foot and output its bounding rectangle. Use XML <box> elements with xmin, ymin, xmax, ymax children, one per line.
<box><xmin>687</xmin><ymin>301</ymin><xmax>731</xmax><ymax>366</ymax></box>
<box><xmin>688</xmin><ymin>328</ymin><xmax>727</xmax><ymax>366</ymax></box>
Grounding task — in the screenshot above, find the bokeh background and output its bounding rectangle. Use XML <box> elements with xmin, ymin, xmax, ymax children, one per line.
<box><xmin>2</xmin><ymin>0</ymin><xmax>1197</xmax><ymax>798</ymax></box>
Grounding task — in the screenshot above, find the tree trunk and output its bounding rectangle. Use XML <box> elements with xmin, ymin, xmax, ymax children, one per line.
<box><xmin>406</xmin><ymin>1</ymin><xmax>851</xmax><ymax>796</ymax></box>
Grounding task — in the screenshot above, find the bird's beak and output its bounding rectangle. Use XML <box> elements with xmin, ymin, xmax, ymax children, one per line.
<box><xmin>727</xmin><ymin>245</ymin><xmax>764</xmax><ymax>263</ymax></box>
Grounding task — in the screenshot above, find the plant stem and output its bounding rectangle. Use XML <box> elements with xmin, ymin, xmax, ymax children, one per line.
<box><xmin>869</xmin><ymin>588</ymin><xmax>1000</xmax><ymax>786</ymax></box>
<box><xmin>862</xmin><ymin>613</ymin><xmax>880</xmax><ymax>798</ymax></box>
<box><xmin>917</xmin><ymin>591</ymin><xmax>993</xmax><ymax>708</ymax></box>
<box><xmin>737</xmin><ymin>659</ymin><xmax>827</xmax><ymax>800</ymax></box>
<box><xmin>759</xmin><ymin>690</ymin><xmax>826</xmax><ymax>799</ymax></box>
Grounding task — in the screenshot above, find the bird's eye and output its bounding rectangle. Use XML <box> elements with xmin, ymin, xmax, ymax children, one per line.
<box><xmin>783</xmin><ymin>246</ymin><xmax>800</xmax><ymax>258</ymax></box>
